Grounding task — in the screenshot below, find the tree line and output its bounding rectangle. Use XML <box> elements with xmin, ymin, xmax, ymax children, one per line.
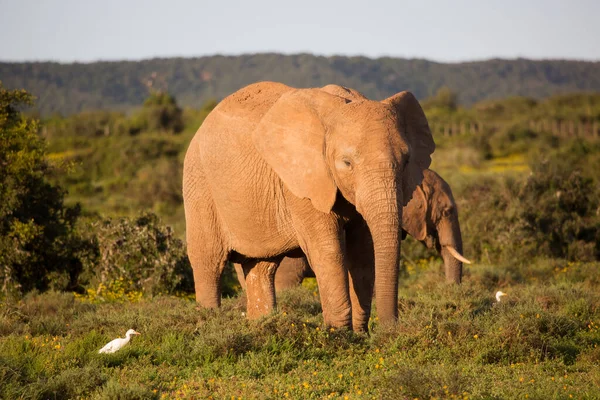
<box><xmin>1</xmin><ymin>54</ymin><xmax>599</xmax><ymax>116</ymax></box>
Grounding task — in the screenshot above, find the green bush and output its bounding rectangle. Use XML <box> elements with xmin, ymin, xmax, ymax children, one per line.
<box><xmin>422</xmin><ymin>86</ymin><xmax>458</xmax><ymax>112</ymax></box>
<box><xmin>0</xmin><ymin>83</ymin><xmax>94</xmax><ymax>296</ymax></box>
<box><xmin>79</xmin><ymin>213</ymin><xmax>193</xmax><ymax>296</ymax></box>
<box><xmin>460</xmin><ymin>153</ymin><xmax>600</xmax><ymax>264</ymax></box>
<box><xmin>128</xmin><ymin>92</ymin><xmax>183</xmax><ymax>135</ymax></box>
<box><xmin>488</xmin><ymin>125</ymin><xmax>538</xmax><ymax>157</ymax></box>
<box><xmin>519</xmin><ymin>161</ymin><xmax>600</xmax><ymax>261</ymax></box>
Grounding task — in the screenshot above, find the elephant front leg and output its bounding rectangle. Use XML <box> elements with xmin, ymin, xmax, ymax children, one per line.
<box><xmin>308</xmin><ymin>247</ymin><xmax>352</xmax><ymax>329</ymax></box>
<box><xmin>346</xmin><ymin>220</ymin><xmax>375</xmax><ymax>333</ymax></box>
<box><xmin>289</xmin><ymin>206</ymin><xmax>351</xmax><ymax>328</ymax></box>
<box><xmin>242</xmin><ymin>259</ymin><xmax>281</xmax><ymax>319</ymax></box>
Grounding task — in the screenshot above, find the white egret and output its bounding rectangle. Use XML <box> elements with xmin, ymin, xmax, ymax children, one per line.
<box><xmin>495</xmin><ymin>291</ymin><xmax>507</xmax><ymax>303</ymax></box>
<box><xmin>98</xmin><ymin>329</ymin><xmax>141</xmax><ymax>354</ymax></box>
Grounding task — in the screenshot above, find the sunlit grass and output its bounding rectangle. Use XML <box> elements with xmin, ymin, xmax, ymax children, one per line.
<box><xmin>2</xmin><ymin>259</ymin><xmax>599</xmax><ymax>399</ymax></box>
<box><xmin>459</xmin><ymin>154</ymin><xmax>530</xmax><ymax>176</ymax></box>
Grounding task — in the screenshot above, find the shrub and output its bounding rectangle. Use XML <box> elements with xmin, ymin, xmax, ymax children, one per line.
<box><xmin>488</xmin><ymin>125</ymin><xmax>538</xmax><ymax>157</ymax></box>
<box><xmin>79</xmin><ymin>212</ymin><xmax>193</xmax><ymax>296</ymax></box>
<box><xmin>0</xmin><ymin>83</ymin><xmax>94</xmax><ymax>296</ymax></box>
<box><xmin>518</xmin><ymin>161</ymin><xmax>600</xmax><ymax>261</ymax></box>
<box><xmin>422</xmin><ymin>86</ymin><xmax>458</xmax><ymax>111</ymax></box>
<box><xmin>460</xmin><ymin>153</ymin><xmax>600</xmax><ymax>264</ymax></box>
<box><xmin>128</xmin><ymin>92</ymin><xmax>183</xmax><ymax>135</ymax></box>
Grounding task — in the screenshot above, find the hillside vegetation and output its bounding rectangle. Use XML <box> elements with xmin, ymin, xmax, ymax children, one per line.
<box><xmin>1</xmin><ymin>80</ymin><xmax>599</xmax><ymax>399</ymax></box>
<box><xmin>2</xmin><ymin>54</ymin><xmax>600</xmax><ymax>116</ymax></box>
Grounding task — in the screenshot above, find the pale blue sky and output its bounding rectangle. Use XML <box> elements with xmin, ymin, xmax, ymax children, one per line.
<box><xmin>0</xmin><ymin>0</ymin><xmax>598</xmax><ymax>62</ymax></box>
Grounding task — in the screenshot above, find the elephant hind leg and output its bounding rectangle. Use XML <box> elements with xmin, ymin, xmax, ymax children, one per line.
<box><xmin>187</xmin><ymin>212</ymin><xmax>228</xmax><ymax>307</ymax></box>
<box><xmin>190</xmin><ymin>254</ymin><xmax>228</xmax><ymax>308</ymax></box>
<box><xmin>242</xmin><ymin>258</ymin><xmax>281</xmax><ymax>319</ymax></box>
<box><xmin>184</xmin><ymin>165</ymin><xmax>228</xmax><ymax>308</ymax></box>
<box><xmin>275</xmin><ymin>256</ymin><xmax>311</xmax><ymax>292</ymax></box>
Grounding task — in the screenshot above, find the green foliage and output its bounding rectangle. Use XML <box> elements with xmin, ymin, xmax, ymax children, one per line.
<box><xmin>47</xmin><ymin>132</ymin><xmax>189</xmax><ymax>230</ymax></box>
<box><xmin>42</xmin><ymin>110</ymin><xmax>129</xmax><ymax>139</ymax></box>
<box><xmin>456</xmin><ymin>147</ymin><xmax>600</xmax><ymax>266</ymax></box>
<box><xmin>40</xmin><ymin>96</ymin><xmax>211</xmax><ymax>234</ymax></box>
<box><xmin>3</xmin><ymin>56</ymin><xmax>600</xmax><ymax>116</ymax></box>
<box><xmin>519</xmin><ymin>161</ymin><xmax>600</xmax><ymax>261</ymax></box>
<box><xmin>422</xmin><ymin>86</ymin><xmax>458</xmax><ymax>111</ymax></box>
<box><xmin>42</xmin><ymin>92</ymin><xmax>185</xmax><ymax>140</ymax></box>
<box><xmin>129</xmin><ymin>91</ymin><xmax>183</xmax><ymax>135</ymax></box>
<box><xmin>0</xmin><ymin>82</ymin><xmax>93</xmax><ymax>295</ymax></box>
<box><xmin>79</xmin><ymin>213</ymin><xmax>193</xmax><ymax>296</ymax></box>
<box><xmin>474</xmin><ymin>96</ymin><xmax>538</xmax><ymax>120</ymax></box>
<box><xmin>486</xmin><ymin>125</ymin><xmax>539</xmax><ymax>157</ymax></box>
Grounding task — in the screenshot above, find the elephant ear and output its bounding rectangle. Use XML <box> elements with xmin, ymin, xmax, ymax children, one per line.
<box><xmin>401</xmin><ymin>185</ymin><xmax>428</xmax><ymax>241</ymax></box>
<box><xmin>383</xmin><ymin>91</ymin><xmax>435</xmax><ymax>206</ymax></box>
<box><xmin>252</xmin><ymin>89</ymin><xmax>348</xmax><ymax>213</ymax></box>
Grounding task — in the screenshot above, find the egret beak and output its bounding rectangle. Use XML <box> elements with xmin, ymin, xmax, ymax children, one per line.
<box><xmin>133</xmin><ymin>331</ymin><xmax>141</xmax><ymax>335</ymax></box>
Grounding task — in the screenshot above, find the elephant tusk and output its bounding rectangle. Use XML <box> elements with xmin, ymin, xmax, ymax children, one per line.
<box><xmin>445</xmin><ymin>246</ymin><xmax>472</xmax><ymax>264</ymax></box>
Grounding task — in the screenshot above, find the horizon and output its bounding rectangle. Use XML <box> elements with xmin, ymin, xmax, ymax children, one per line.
<box><xmin>1</xmin><ymin>52</ymin><xmax>599</xmax><ymax>65</ymax></box>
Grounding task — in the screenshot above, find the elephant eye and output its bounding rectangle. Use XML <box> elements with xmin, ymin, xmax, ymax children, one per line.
<box><xmin>341</xmin><ymin>158</ymin><xmax>353</xmax><ymax>169</ymax></box>
<box><xmin>335</xmin><ymin>158</ymin><xmax>353</xmax><ymax>171</ymax></box>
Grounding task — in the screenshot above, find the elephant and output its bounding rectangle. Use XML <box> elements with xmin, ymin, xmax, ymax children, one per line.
<box><xmin>182</xmin><ymin>82</ymin><xmax>435</xmax><ymax>331</ymax></box>
<box><xmin>234</xmin><ymin>169</ymin><xmax>471</xmax><ymax>291</ymax></box>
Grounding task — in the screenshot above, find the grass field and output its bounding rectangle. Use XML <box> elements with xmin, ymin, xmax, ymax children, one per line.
<box><xmin>2</xmin><ymin>258</ymin><xmax>599</xmax><ymax>399</ymax></box>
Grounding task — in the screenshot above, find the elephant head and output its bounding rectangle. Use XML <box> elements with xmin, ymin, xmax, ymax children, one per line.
<box><xmin>252</xmin><ymin>87</ymin><xmax>435</xmax><ymax>323</ymax></box>
<box><xmin>402</xmin><ymin>169</ymin><xmax>470</xmax><ymax>283</ymax></box>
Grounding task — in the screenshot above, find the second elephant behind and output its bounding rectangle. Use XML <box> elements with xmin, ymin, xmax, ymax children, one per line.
<box><xmin>235</xmin><ymin>169</ymin><xmax>471</xmax><ymax>291</ymax></box>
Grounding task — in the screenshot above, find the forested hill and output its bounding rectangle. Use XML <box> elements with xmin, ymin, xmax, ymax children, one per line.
<box><xmin>1</xmin><ymin>54</ymin><xmax>600</xmax><ymax>116</ymax></box>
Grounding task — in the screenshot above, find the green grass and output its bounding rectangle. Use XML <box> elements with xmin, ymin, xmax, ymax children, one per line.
<box><xmin>2</xmin><ymin>259</ymin><xmax>599</xmax><ymax>399</ymax></box>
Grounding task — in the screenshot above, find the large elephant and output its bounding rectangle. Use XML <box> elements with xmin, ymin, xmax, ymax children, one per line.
<box><xmin>183</xmin><ymin>82</ymin><xmax>435</xmax><ymax>331</ymax></box>
<box><xmin>235</xmin><ymin>169</ymin><xmax>471</xmax><ymax>291</ymax></box>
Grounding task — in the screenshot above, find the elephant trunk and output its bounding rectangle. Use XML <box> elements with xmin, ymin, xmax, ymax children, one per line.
<box><xmin>358</xmin><ymin>173</ymin><xmax>402</xmax><ymax>324</ymax></box>
<box><xmin>438</xmin><ymin>217</ymin><xmax>469</xmax><ymax>284</ymax></box>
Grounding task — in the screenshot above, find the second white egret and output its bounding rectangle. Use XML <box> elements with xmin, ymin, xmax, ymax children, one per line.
<box><xmin>495</xmin><ymin>291</ymin><xmax>507</xmax><ymax>303</ymax></box>
<box><xmin>98</xmin><ymin>329</ymin><xmax>141</xmax><ymax>354</ymax></box>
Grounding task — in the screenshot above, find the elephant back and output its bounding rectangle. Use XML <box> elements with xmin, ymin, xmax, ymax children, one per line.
<box><xmin>212</xmin><ymin>82</ymin><xmax>294</xmax><ymax>127</ymax></box>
